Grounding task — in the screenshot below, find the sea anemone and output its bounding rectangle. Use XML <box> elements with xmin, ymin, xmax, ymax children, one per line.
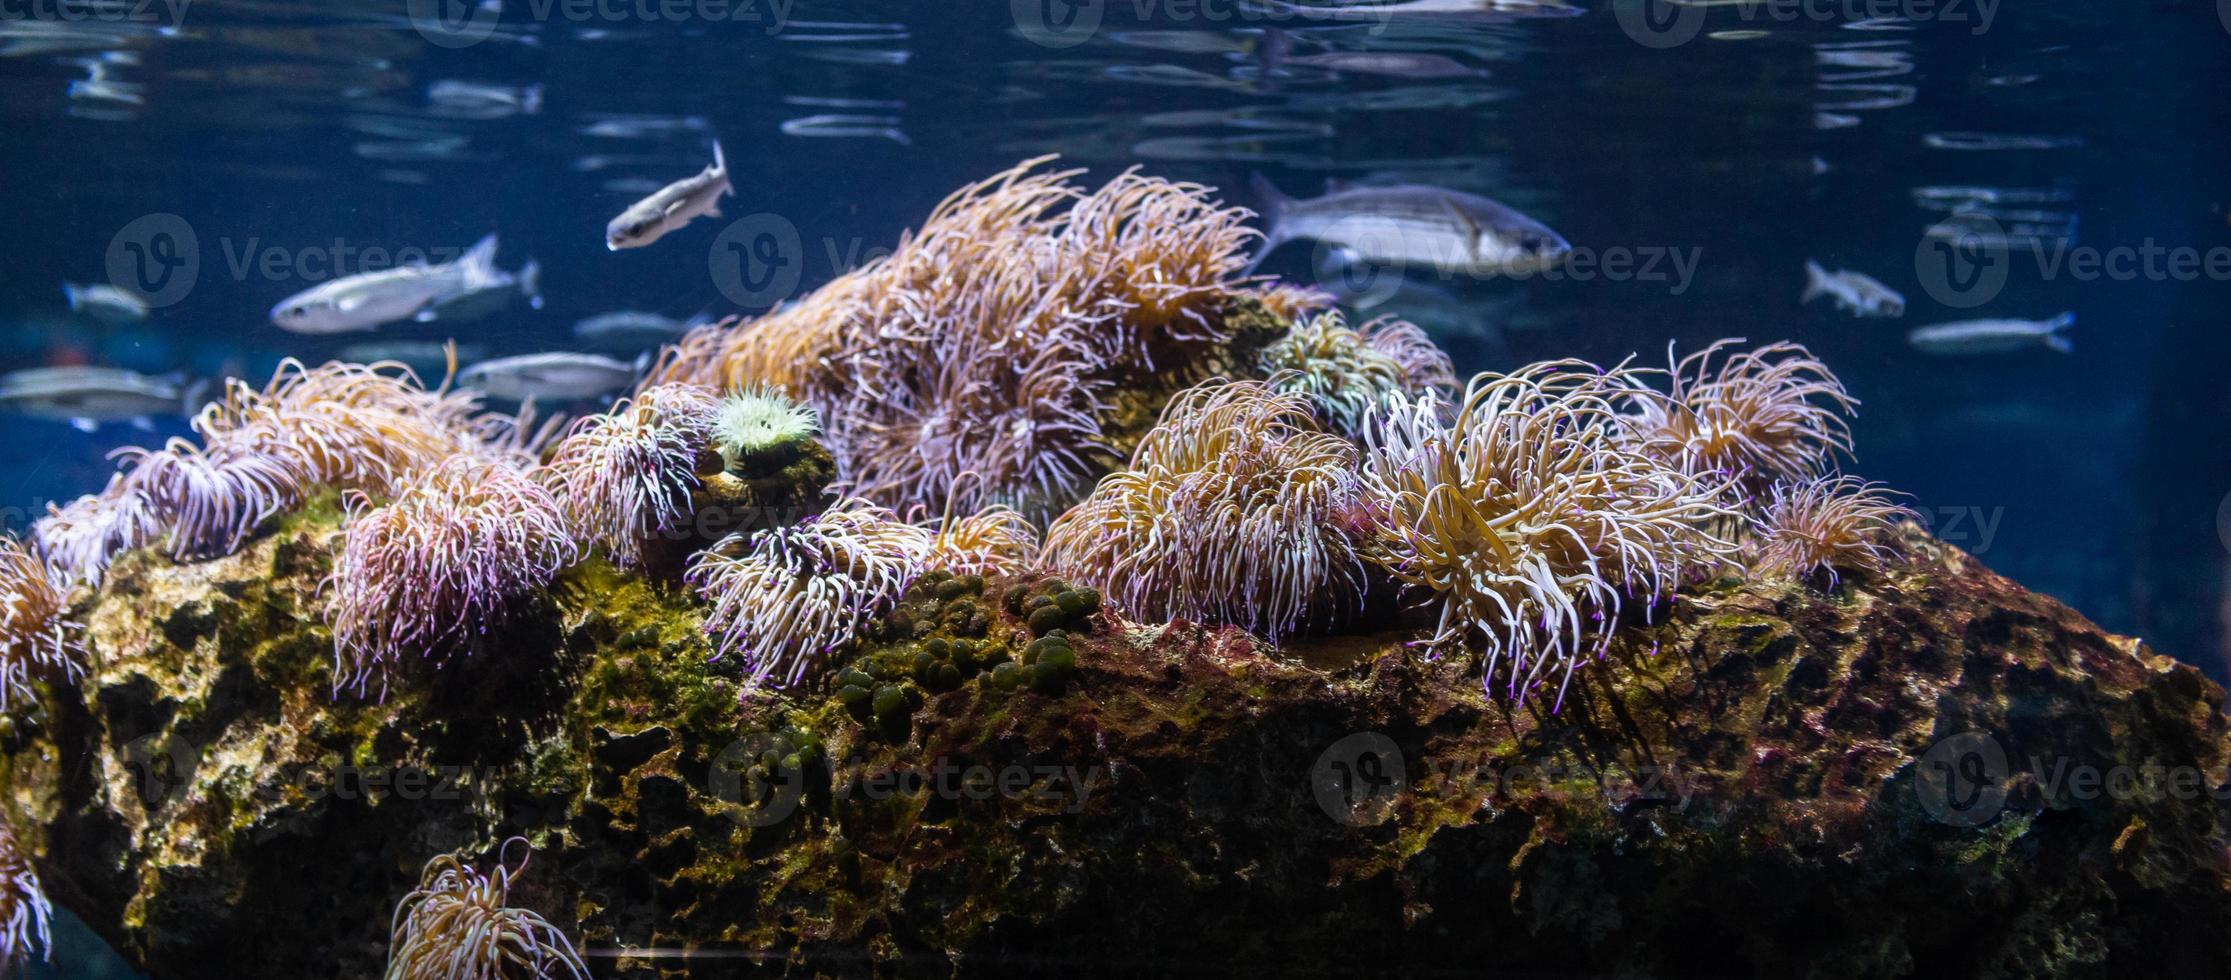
<box><xmin>1255</xmin><ymin>310</ymin><xmax>1456</xmax><ymax>438</ymax></box>
<box><xmin>927</xmin><ymin>504</ymin><xmax>1041</xmax><ymax>578</ymax></box>
<box><xmin>1</xmin><ymin>535</ymin><xmax>80</xmax><ymax>713</ymax></box>
<box><xmin>1616</xmin><ymin>340</ymin><xmax>1856</xmax><ymax>490</ymax></box>
<box><xmin>0</xmin><ymin>820</ymin><xmax>52</xmax><ymax>974</ymax></box>
<box><xmin>1359</xmin><ymin>362</ymin><xmax>1740</xmax><ymax>706</ymax></box>
<box><xmin>1751</xmin><ymin>474</ymin><xmax>1915</xmax><ymax>584</ymax></box>
<box><xmin>712</xmin><ymin>386</ymin><xmax>820</xmax><ymax>470</ymax></box>
<box><xmin>386</xmin><ymin>838</ymin><xmax>587</xmax><ymax>980</ymax></box>
<box><xmin>688</xmin><ymin>498</ymin><xmax>932</xmax><ymax>690</ymax></box>
<box><xmin>30</xmin><ymin>474</ymin><xmax>161</xmax><ymax>587</ymax></box>
<box><xmin>327</xmin><ymin>455</ymin><xmax>578</xmax><ymax>700</ymax></box>
<box><xmin>538</xmin><ymin>383</ymin><xmax>722</xmax><ymax>567</ymax></box>
<box><xmin>1044</xmin><ymin>379</ymin><xmax>1369</xmax><ymax>641</ymax></box>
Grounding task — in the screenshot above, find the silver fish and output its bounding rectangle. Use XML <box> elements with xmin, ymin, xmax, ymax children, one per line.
<box><xmin>1908</xmin><ymin>313</ymin><xmax>2074</xmax><ymax>355</ymax></box>
<box><xmin>1251</xmin><ymin>173</ymin><xmax>1570</xmax><ymax>277</ymax></box>
<box><xmin>0</xmin><ymin>365</ymin><xmax>198</xmax><ymax>430</ymax></box>
<box><xmin>572</xmin><ymin>310</ymin><xmax>692</xmax><ymax>352</ymax></box>
<box><xmin>62</xmin><ymin>282</ymin><xmax>150</xmax><ymax>325</ymax></box>
<box><xmin>457</xmin><ymin>352</ymin><xmax>639</xmax><ymax>402</ymax></box>
<box><xmin>1801</xmin><ymin>260</ymin><xmax>1905</xmax><ymax>317</ymax></box>
<box><xmin>1270</xmin><ymin>0</ymin><xmax>1583</xmax><ymax>21</ymax></box>
<box><xmin>269</xmin><ymin>233</ymin><xmax>525</xmax><ymax>334</ymax></box>
<box><xmin>606</xmin><ymin>141</ymin><xmax>733</xmax><ymax>250</ymax></box>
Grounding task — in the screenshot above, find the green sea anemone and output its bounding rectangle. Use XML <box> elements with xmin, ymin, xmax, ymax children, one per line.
<box><xmin>1359</xmin><ymin>361</ymin><xmax>1739</xmax><ymax>706</ymax></box>
<box><xmin>386</xmin><ymin>838</ymin><xmax>586</xmax><ymax>980</ymax></box>
<box><xmin>1044</xmin><ymin>379</ymin><xmax>1369</xmax><ymax>641</ymax></box>
<box><xmin>0</xmin><ymin>535</ymin><xmax>79</xmax><ymax>713</ymax></box>
<box><xmin>712</xmin><ymin>386</ymin><xmax>820</xmax><ymax>470</ymax></box>
<box><xmin>1256</xmin><ymin>310</ymin><xmax>1455</xmax><ymax>438</ymax></box>
<box><xmin>1751</xmin><ymin>474</ymin><xmax>1915</xmax><ymax>584</ymax></box>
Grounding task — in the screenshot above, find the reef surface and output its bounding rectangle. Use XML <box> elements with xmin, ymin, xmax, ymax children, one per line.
<box><xmin>4</xmin><ymin>510</ymin><xmax>2226</xmax><ymax>978</ymax></box>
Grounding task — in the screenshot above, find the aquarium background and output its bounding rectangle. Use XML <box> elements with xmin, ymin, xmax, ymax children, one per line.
<box><xmin>1</xmin><ymin>1</ymin><xmax>2227</xmax><ymax>971</ymax></box>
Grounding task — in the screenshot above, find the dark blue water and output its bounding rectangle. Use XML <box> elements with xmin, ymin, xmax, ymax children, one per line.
<box><xmin>1</xmin><ymin>4</ymin><xmax>2228</xmax><ymax>968</ymax></box>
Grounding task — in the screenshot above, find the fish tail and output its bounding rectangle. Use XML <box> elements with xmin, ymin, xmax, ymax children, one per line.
<box><xmin>1244</xmin><ymin>172</ymin><xmax>1293</xmax><ymax>275</ymax></box>
<box><xmin>60</xmin><ymin>283</ymin><xmax>81</xmax><ymax>309</ymax></box>
<box><xmin>1801</xmin><ymin>259</ymin><xmax>1828</xmax><ymax>303</ymax></box>
<box><xmin>2045</xmin><ymin>312</ymin><xmax>2074</xmax><ymax>352</ymax></box>
<box><xmin>518</xmin><ymin>259</ymin><xmax>543</xmax><ymax>310</ymax></box>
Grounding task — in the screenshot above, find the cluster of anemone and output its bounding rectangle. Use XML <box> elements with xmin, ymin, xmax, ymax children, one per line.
<box><xmin>1045</xmin><ymin>379</ymin><xmax>1369</xmax><ymax>642</ymax></box>
<box><xmin>1612</xmin><ymin>340</ymin><xmax>1910</xmax><ymax>581</ymax></box>
<box><xmin>1254</xmin><ymin>310</ymin><xmax>1455</xmax><ymax>439</ymax></box>
<box><xmin>327</xmin><ymin>454</ymin><xmax>578</xmax><ymax>700</ymax></box>
<box><xmin>1357</xmin><ymin>362</ymin><xmax>1742</xmax><ymax>706</ymax></box>
<box><xmin>386</xmin><ymin>838</ymin><xmax>586</xmax><ymax>980</ymax></box>
<box><xmin>1615</xmin><ymin>340</ymin><xmax>1856</xmax><ymax>490</ymax></box>
<box><xmin>30</xmin><ymin>357</ymin><xmax>531</xmax><ymax>585</ymax></box>
<box><xmin>0</xmin><ymin>820</ymin><xmax>51</xmax><ymax>974</ymax></box>
<box><xmin>1751</xmin><ymin>474</ymin><xmax>1916</xmax><ymax>583</ymax></box>
<box><xmin>0</xmin><ymin>536</ymin><xmax>79</xmax><ymax>713</ymax></box>
<box><xmin>927</xmin><ymin>505</ymin><xmax>1041</xmax><ymax>578</ymax></box>
<box><xmin>537</xmin><ymin>382</ymin><xmax>723</xmax><ymax>567</ymax></box>
<box><xmin>642</xmin><ymin>156</ymin><xmax>1324</xmax><ymax>519</ymax></box>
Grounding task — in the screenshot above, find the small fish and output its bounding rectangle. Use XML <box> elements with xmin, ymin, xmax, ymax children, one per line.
<box><xmin>606</xmin><ymin>141</ymin><xmax>733</xmax><ymax>250</ymax></box>
<box><xmin>270</xmin><ymin>233</ymin><xmax>526</xmax><ymax>334</ymax></box>
<box><xmin>1269</xmin><ymin>0</ymin><xmax>1582</xmax><ymax>21</ymax></box>
<box><xmin>0</xmin><ymin>365</ymin><xmax>200</xmax><ymax>431</ymax></box>
<box><xmin>1908</xmin><ymin>313</ymin><xmax>2074</xmax><ymax>355</ymax></box>
<box><xmin>426</xmin><ymin>79</ymin><xmax>544</xmax><ymax>119</ymax></box>
<box><xmin>1801</xmin><ymin>260</ymin><xmax>1905</xmax><ymax>317</ymax></box>
<box><xmin>1250</xmin><ymin>173</ymin><xmax>1570</xmax><ymax>277</ymax></box>
<box><xmin>62</xmin><ymin>283</ymin><xmax>150</xmax><ymax>325</ymax></box>
<box><xmin>457</xmin><ymin>352</ymin><xmax>639</xmax><ymax>402</ymax></box>
<box><xmin>572</xmin><ymin>310</ymin><xmax>693</xmax><ymax>353</ymax></box>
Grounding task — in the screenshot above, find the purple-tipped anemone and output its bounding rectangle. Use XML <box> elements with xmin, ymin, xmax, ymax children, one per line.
<box><xmin>1752</xmin><ymin>474</ymin><xmax>1916</xmax><ymax>585</ymax></box>
<box><xmin>688</xmin><ymin>498</ymin><xmax>932</xmax><ymax>690</ymax></box>
<box><xmin>1044</xmin><ymin>379</ymin><xmax>1370</xmax><ymax>642</ymax></box>
<box><xmin>0</xmin><ymin>821</ymin><xmax>51</xmax><ymax>974</ymax></box>
<box><xmin>538</xmin><ymin>383</ymin><xmax>722</xmax><ymax>567</ymax></box>
<box><xmin>1616</xmin><ymin>340</ymin><xmax>1856</xmax><ymax>488</ymax></box>
<box><xmin>29</xmin><ymin>474</ymin><xmax>161</xmax><ymax>588</ymax></box>
<box><xmin>326</xmin><ymin>455</ymin><xmax>578</xmax><ymax>700</ymax></box>
<box><xmin>0</xmin><ymin>535</ymin><xmax>81</xmax><ymax>713</ymax></box>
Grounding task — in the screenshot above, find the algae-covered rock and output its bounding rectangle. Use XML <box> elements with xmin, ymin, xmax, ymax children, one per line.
<box><xmin>2</xmin><ymin>517</ymin><xmax>2227</xmax><ymax>978</ymax></box>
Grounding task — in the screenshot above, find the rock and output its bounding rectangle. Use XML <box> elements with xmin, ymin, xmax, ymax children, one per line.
<box><xmin>2</xmin><ymin>519</ymin><xmax>2226</xmax><ymax>979</ymax></box>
